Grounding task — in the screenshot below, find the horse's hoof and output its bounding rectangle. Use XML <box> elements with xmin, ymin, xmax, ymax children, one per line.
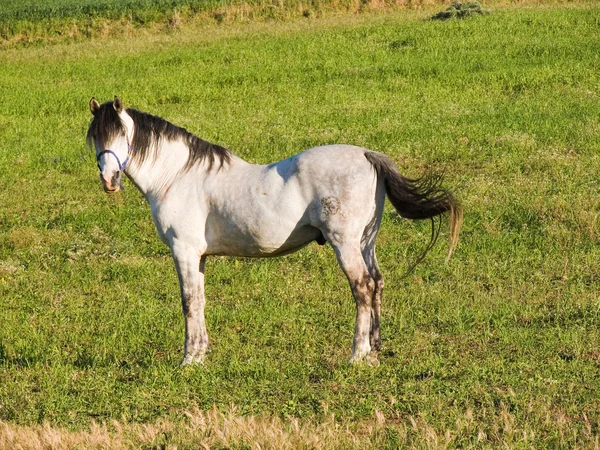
<box><xmin>365</xmin><ymin>352</ymin><xmax>380</xmax><ymax>367</ymax></box>
<box><xmin>180</xmin><ymin>354</ymin><xmax>207</xmax><ymax>367</ymax></box>
<box><xmin>349</xmin><ymin>351</ymin><xmax>379</xmax><ymax>367</ymax></box>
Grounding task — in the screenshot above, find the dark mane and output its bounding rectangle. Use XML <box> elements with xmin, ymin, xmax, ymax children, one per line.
<box><xmin>87</xmin><ymin>101</ymin><xmax>231</xmax><ymax>171</ymax></box>
<box><xmin>86</xmin><ymin>100</ymin><xmax>125</xmax><ymax>151</ymax></box>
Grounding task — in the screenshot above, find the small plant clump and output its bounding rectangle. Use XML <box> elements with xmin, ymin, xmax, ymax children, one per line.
<box><xmin>430</xmin><ymin>1</ymin><xmax>490</xmax><ymax>21</ymax></box>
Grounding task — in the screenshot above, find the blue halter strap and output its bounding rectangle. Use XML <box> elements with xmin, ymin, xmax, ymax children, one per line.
<box><xmin>96</xmin><ymin>142</ymin><xmax>136</xmax><ymax>190</ymax></box>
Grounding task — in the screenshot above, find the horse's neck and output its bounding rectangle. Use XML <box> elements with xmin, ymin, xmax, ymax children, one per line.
<box><xmin>126</xmin><ymin>139</ymin><xmax>191</xmax><ymax>200</ymax></box>
<box><xmin>126</xmin><ymin>140</ymin><xmax>246</xmax><ymax>202</ymax></box>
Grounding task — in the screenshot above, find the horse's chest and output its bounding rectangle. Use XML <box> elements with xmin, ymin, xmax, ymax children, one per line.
<box><xmin>151</xmin><ymin>201</ymin><xmax>205</xmax><ymax>245</ymax></box>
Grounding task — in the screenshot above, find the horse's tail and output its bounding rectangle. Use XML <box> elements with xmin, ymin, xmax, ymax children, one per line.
<box><xmin>364</xmin><ymin>151</ymin><xmax>463</xmax><ymax>266</ymax></box>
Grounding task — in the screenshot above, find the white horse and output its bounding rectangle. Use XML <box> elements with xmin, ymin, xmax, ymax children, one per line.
<box><xmin>87</xmin><ymin>97</ymin><xmax>462</xmax><ymax>365</ymax></box>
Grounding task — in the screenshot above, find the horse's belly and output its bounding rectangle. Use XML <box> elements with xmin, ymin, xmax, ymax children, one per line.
<box><xmin>204</xmin><ymin>222</ymin><xmax>321</xmax><ymax>257</ymax></box>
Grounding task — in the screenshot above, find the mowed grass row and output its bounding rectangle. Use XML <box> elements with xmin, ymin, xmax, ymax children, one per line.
<box><xmin>0</xmin><ymin>0</ymin><xmax>441</xmax><ymax>47</ymax></box>
<box><xmin>0</xmin><ymin>0</ymin><xmax>569</xmax><ymax>48</ymax></box>
<box><xmin>1</xmin><ymin>0</ymin><xmax>230</xmax><ymax>44</ymax></box>
<box><xmin>0</xmin><ymin>4</ymin><xmax>599</xmax><ymax>447</ymax></box>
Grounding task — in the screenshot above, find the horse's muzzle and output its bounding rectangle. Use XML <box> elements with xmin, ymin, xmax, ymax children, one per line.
<box><xmin>100</xmin><ymin>171</ymin><xmax>122</xmax><ymax>193</ymax></box>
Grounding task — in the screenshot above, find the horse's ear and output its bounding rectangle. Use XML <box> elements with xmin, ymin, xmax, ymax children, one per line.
<box><xmin>113</xmin><ymin>96</ymin><xmax>124</xmax><ymax>113</ymax></box>
<box><xmin>89</xmin><ymin>97</ymin><xmax>100</xmax><ymax>116</ymax></box>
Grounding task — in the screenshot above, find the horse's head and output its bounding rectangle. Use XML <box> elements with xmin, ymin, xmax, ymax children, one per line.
<box><xmin>87</xmin><ymin>97</ymin><xmax>135</xmax><ymax>193</ymax></box>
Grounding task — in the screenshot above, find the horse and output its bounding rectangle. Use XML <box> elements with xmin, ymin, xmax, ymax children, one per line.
<box><xmin>86</xmin><ymin>97</ymin><xmax>462</xmax><ymax>365</ymax></box>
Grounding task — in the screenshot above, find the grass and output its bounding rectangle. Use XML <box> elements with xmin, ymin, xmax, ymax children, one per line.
<box><xmin>0</xmin><ymin>0</ymin><xmax>583</xmax><ymax>48</ymax></box>
<box><xmin>0</xmin><ymin>0</ymin><xmax>419</xmax><ymax>47</ymax></box>
<box><xmin>1</xmin><ymin>1</ymin><xmax>600</xmax><ymax>447</ymax></box>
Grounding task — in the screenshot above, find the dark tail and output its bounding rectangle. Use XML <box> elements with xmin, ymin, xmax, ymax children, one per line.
<box><xmin>365</xmin><ymin>151</ymin><xmax>462</xmax><ymax>266</ymax></box>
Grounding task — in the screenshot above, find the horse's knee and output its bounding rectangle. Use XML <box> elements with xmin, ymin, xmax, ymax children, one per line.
<box><xmin>352</xmin><ymin>273</ymin><xmax>375</xmax><ymax>293</ymax></box>
<box><xmin>350</xmin><ymin>275</ymin><xmax>374</xmax><ymax>322</ymax></box>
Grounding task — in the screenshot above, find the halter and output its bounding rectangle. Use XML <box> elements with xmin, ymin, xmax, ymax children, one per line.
<box><xmin>96</xmin><ymin>141</ymin><xmax>137</xmax><ymax>190</ymax></box>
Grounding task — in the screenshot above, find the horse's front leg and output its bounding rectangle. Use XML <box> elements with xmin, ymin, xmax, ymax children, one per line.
<box><xmin>171</xmin><ymin>240</ymin><xmax>209</xmax><ymax>365</ymax></box>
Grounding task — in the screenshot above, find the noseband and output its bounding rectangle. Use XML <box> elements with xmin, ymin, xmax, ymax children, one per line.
<box><xmin>96</xmin><ymin>142</ymin><xmax>136</xmax><ymax>190</ymax></box>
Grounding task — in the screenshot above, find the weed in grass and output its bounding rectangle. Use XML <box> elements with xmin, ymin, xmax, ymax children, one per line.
<box><xmin>430</xmin><ymin>1</ymin><xmax>491</xmax><ymax>21</ymax></box>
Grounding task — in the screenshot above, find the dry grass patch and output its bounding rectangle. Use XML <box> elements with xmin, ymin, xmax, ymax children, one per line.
<box><xmin>2</xmin><ymin>404</ymin><xmax>600</xmax><ymax>449</ymax></box>
<box><xmin>0</xmin><ymin>407</ymin><xmax>387</xmax><ymax>450</ymax></box>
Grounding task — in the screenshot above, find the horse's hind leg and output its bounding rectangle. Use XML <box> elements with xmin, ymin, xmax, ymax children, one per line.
<box><xmin>362</xmin><ymin>244</ymin><xmax>384</xmax><ymax>352</ymax></box>
<box><xmin>331</xmin><ymin>241</ymin><xmax>375</xmax><ymax>363</ymax></box>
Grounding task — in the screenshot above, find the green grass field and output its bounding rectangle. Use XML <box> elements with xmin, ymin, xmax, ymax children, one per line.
<box><xmin>1</xmin><ymin>1</ymin><xmax>600</xmax><ymax>448</ymax></box>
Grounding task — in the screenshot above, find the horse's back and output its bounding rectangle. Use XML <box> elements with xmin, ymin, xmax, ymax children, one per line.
<box><xmin>294</xmin><ymin>144</ymin><xmax>371</xmax><ymax>172</ymax></box>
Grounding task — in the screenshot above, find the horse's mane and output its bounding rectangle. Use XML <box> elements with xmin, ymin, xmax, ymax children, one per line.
<box><xmin>87</xmin><ymin>101</ymin><xmax>231</xmax><ymax>171</ymax></box>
